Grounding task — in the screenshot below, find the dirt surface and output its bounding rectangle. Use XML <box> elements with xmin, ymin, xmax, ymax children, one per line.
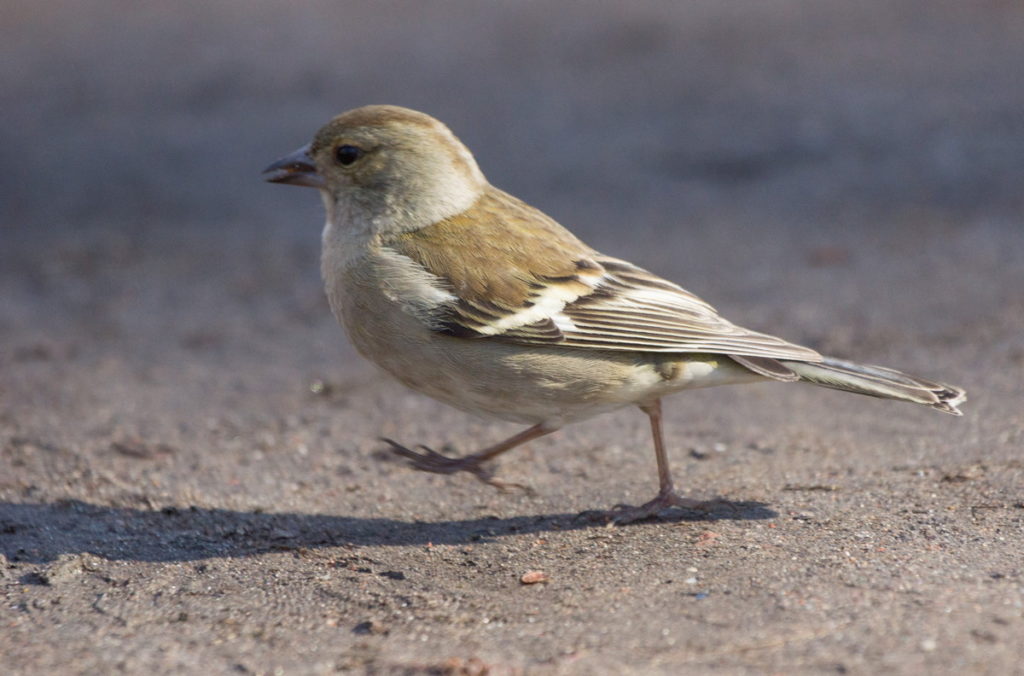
<box><xmin>3</xmin><ymin>1</ymin><xmax>1023</xmax><ymax>674</ymax></box>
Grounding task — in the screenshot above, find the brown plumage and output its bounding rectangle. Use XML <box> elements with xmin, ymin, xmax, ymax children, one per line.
<box><xmin>388</xmin><ymin>185</ymin><xmax>822</xmax><ymax>364</ymax></box>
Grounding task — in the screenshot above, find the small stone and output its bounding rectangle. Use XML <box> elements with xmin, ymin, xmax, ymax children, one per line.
<box><xmin>520</xmin><ymin>570</ymin><xmax>549</xmax><ymax>585</ymax></box>
<box><xmin>309</xmin><ymin>379</ymin><xmax>332</xmax><ymax>396</ymax></box>
<box><xmin>920</xmin><ymin>638</ymin><xmax>937</xmax><ymax>652</ymax></box>
<box><xmin>352</xmin><ymin>619</ymin><xmax>388</xmax><ymax>635</ymax></box>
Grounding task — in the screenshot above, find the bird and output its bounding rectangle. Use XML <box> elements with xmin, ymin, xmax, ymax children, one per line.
<box><xmin>263</xmin><ymin>105</ymin><xmax>966</xmax><ymax>523</ymax></box>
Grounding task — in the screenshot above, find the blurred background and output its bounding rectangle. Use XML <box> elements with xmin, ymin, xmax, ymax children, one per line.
<box><xmin>6</xmin><ymin>0</ymin><xmax>1024</xmax><ymax>229</ymax></box>
<box><xmin>3</xmin><ymin>0</ymin><xmax>1023</xmax><ymax>461</ymax></box>
<box><xmin>4</xmin><ymin>0</ymin><xmax>1024</xmax><ymax>468</ymax></box>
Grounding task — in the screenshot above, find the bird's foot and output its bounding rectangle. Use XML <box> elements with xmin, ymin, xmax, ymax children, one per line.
<box><xmin>381</xmin><ymin>438</ymin><xmax>533</xmax><ymax>494</ymax></box>
<box><xmin>583</xmin><ymin>488</ymin><xmax>734</xmax><ymax>525</ymax></box>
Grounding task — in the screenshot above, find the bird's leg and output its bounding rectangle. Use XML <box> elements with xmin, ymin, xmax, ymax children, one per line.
<box><xmin>383</xmin><ymin>423</ymin><xmax>554</xmax><ymax>493</ymax></box>
<box><xmin>601</xmin><ymin>399</ymin><xmax>725</xmax><ymax>524</ymax></box>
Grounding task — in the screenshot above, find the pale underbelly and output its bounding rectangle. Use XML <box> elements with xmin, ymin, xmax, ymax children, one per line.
<box><xmin>347</xmin><ymin>313</ymin><xmax>763</xmax><ymax>425</ymax></box>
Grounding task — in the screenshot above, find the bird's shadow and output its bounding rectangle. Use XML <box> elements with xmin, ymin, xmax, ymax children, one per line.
<box><xmin>0</xmin><ymin>498</ymin><xmax>775</xmax><ymax>564</ymax></box>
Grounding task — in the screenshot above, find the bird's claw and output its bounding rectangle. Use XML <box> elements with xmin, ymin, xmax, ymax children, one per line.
<box><xmin>581</xmin><ymin>491</ymin><xmax>736</xmax><ymax>525</ymax></box>
<box><xmin>381</xmin><ymin>438</ymin><xmax>534</xmax><ymax>494</ymax></box>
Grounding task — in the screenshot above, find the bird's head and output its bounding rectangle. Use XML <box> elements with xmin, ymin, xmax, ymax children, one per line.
<box><xmin>263</xmin><ymin>105</ymin><xmax>487</xmax><ymax>234</ymax></box>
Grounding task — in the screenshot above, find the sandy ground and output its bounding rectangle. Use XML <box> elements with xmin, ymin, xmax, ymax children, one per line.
<box><xmin>2</xmin><ymin>1</ymin><xmax>1023</xmax><ymax>673</ymax></box>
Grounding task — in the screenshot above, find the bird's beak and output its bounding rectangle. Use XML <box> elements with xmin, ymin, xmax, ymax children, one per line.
<box><xmin>262</xmin><ymin>144</ymin><xmax>324</xmax><ymax>188</ymax></box>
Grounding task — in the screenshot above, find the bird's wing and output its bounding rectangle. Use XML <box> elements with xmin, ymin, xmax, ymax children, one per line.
<box><xmin>384</xmin><ymin>186</ymin><xmax>822</xmax><ymax>362</ymax></box>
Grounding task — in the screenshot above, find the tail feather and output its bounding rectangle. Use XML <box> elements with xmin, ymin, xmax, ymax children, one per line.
<box><xmin>781</xmin><ymin>357</ymin><xmax>967</xmax><ymax>415</ymax></box>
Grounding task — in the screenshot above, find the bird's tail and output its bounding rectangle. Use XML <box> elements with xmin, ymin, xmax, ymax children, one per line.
<box><xmin>780</xmin><ymin>357</ymin><xmax>966</xmax><ymax>415</ymax></box>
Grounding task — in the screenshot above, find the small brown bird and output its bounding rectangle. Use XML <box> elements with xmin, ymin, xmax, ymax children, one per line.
<box><xmin>264</xmin><ymin>105</ymin><xmax>966</xmax><ymax>522</ymax></box>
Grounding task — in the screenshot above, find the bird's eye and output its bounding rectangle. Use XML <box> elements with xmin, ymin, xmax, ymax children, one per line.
<box><xmin>334</xmin><ymin>144</ymin><xmax>364</xmax><ymax>166</ymax></box>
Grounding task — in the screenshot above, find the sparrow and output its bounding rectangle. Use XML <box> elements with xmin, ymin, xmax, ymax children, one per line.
<box><xmin>263</xmin><ymin>105</ymin><xmax>966</xmax><ymax>523</ymax></box>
